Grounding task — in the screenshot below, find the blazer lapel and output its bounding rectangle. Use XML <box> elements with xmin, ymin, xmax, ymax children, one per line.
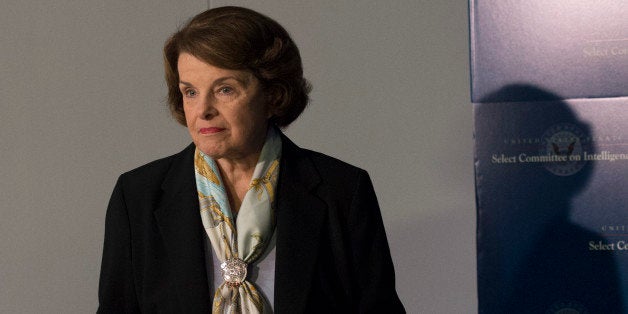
<box><xmin>153</xmin><ymin>144</ymin><xmax>212</xmax><ymax>313</ymax></box>
<box><xmin>274</xmin><ymin>136</ymin><xmax>328</xmax><ymax>313</ymax></box>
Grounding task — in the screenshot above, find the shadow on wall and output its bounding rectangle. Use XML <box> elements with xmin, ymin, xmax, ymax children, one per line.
<box><xmin>476</xmin><ymin>84</ymin><xmax>624</xmax><ymax>314</ymax></box>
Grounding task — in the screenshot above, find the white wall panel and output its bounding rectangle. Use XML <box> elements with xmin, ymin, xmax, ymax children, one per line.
<box><xmin>1</xmin><ymin>1</ymin><xmax>206</xmax><ymax>312</ymax></box>
<box><xmin>209</xmin><ymin>1</ymin><xmax>475</xmax><ymax>313</ymax></box>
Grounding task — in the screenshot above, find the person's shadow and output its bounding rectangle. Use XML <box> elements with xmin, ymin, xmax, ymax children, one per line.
<box><xmin>475</xmin><ymin>84</ymin><xmax>624</xmax><ymax>313</ymax></box>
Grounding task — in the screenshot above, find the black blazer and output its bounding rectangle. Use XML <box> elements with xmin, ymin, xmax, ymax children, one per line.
<box><xmin>98</xmin><ymin>134</ymin><xmax>405</xmax><ymax>313</ymax></box>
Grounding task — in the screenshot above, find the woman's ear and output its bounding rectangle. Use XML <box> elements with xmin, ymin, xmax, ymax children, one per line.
<box><xmin>264</xmin><ymin>85</ymin><xmax>284</xmax><ymax>119</ymax></box>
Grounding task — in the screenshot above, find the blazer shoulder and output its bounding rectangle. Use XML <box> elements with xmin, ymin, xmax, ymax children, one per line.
<box><xmin>117</xmin><ymin>143</ymin><xmax>194</xmax><ymax>189</ymax></box>
<box><xmin>279</xmin><ymin>131</ymin><xmax>367</xmax><ymax>185</ymax></box>
<box><xmin>302</xmin><ymin>148</ymin><xmax>367</xmax><ymax>179</ymax></box>
<box><xmin>296</xmin><ymin>148</ymin><xmax>371</xmax><ymax>198</ymax></box>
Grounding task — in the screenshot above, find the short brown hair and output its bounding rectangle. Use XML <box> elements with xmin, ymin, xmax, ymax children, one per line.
<box><xmin>164</xmin><ymin>6</ymin><xmax>311</xmax><ymax>128</ymax></box>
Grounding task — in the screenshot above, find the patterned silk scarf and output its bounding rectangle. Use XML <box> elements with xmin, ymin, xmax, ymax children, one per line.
<box><xmin>195</xmin><ymin>128</ymin><xmax>281</xmax><ymax>314</ymax></box>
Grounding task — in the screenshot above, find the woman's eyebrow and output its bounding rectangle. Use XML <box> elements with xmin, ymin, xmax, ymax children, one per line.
<box><xmin>215</xmin><ymin>74</ymin><xmax>251</xmax><ymax>87</ymax></box>
<box><xmin>178</xmin><ymin>75</ymin><xmax>251</xmax><ymax>87</ymax></box>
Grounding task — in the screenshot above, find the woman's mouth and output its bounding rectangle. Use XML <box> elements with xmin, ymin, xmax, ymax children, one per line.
<box><xmin>199</xmin><ymin>127</ymin><xmax>225</xmax><ymax>134</ymax></box>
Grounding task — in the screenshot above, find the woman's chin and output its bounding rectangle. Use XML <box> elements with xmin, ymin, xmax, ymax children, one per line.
<box><xmin>197</xmin><ymin>147</ymin><xmax>224</xmax><ymax>159</ymax></box>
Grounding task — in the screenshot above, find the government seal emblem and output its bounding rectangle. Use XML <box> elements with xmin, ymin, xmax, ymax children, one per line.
<box><xmin>540</xmin><ymin>123</ymin><xmax>588</xmax><ymax>176</ymax></box>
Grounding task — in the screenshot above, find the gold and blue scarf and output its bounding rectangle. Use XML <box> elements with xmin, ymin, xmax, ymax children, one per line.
<box><xmin>195</xmin><ymin>128</ymin><xmax>281</xmax><ymax>314</ymax></box>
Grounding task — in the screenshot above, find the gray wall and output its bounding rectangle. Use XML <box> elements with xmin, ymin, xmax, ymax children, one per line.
<box><xmin>1</xmin><ymin>0</ymin><xmax>473</xmax><ymax>312</ymax></box>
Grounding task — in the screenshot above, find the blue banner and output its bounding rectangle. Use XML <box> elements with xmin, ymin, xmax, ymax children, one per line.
<box><xmin>471</xmin><ymin>2</ymin><xmax>628</xmax><ymax>313</ymax></box>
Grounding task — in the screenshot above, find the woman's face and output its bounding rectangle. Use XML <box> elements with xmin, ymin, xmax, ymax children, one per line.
<box><xmin>178</xmin><ymin>53</ymin><xmax>270</xmax><ymax>161</ymax></box>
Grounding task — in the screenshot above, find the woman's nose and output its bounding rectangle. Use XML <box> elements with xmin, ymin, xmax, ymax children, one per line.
<box><xmin>201</xmin><ymin>96</ymin><xmax>218</xmax><ymax>119</ymax></box>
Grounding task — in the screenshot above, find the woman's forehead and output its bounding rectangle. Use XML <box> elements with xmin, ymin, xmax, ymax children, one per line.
<box><xmin>177</xmin><ymin>53</ymin><xmax>254</xmax><ymax>85</ymax></box>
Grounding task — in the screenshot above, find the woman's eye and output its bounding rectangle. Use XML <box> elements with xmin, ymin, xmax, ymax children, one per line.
<box><xmin>184</xmin><ymin>89</ymin><xmax>198</xmax><ymax>97</ymax></box>
<box><xmin>217</xmin><ymin>86</ymin><xmax>234</xmax><ymax>95</ymax></box>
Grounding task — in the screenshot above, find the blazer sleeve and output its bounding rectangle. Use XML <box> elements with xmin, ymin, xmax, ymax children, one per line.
<box><xmin>348</xmin><ymin>171</ymin><xmax>405</xmax><ymax>313</ymax></box>
<box><xmin>97</xmin><ymin>176</ymin><xmax>141</xmax><ymax>313</ymax></box>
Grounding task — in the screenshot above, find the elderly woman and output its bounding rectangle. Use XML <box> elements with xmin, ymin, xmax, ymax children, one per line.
<box><xmin>98</xmin><ymin>6</ymin><xmax>404</xmax><ymax>314</ymax></box>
